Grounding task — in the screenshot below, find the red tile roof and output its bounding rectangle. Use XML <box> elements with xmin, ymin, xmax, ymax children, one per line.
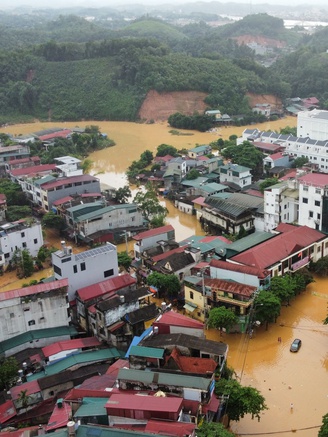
<box><xmin>193</xmin><ymin>196</ymin><xmax>208</xmax><ymax>207</ymax></box>
<box><xmin>274</xmin><ymin>223</ymin><xmax>298</xmax><ymax>233</ymax></box>
<box><xmin>52</xmin><ymin>196</ymin><xmax>74</xmax><ymax>206</ymax></box>
<box><xmin>166</xmin><ymin>347</ymin><xmax>217</xmax><ymax>374</ymax></box>
<box><xmin>0</xmin><ymin>400</ymin><xmax>16</xmax><ymax>424</ymax></box>
<box><xmin>244</xmin><ymin>189</ymin><xmax>264</xmax><ymax>198</ymax></box>
<box><xmin>0</xmin><ymin>427</ymin><xmax>40</xmax><ymax>437</ymax></box>
<box><xmin>154</xmin><ymin>155</ymin><xmax>174</xmax><ymax>162</ymax></box>
<box><xmin>64</xmin><ymin>388</ymin><xmax>110</xmax><ymax>401</ymax></box>
<box><xmin>231</xmin><ymin>225</ymin><xmax>326</xmax><ymax>270</ymax></box>
<box><xmin>10</xmin><ymin>380</ymin><xmax>41</xmax><ymax>400</ymax></box>
<box><xmin>106</xmin><ymin>393</ymin><xmax>183</xmax><ymax>413</ymax></box>
<box><xmin>8</xmin><ymin>156</ymin><xmax>40</xmax><ymax>165</ymax></box>
<box><xmin>154</xmin><ymin>310</ymin><xmax>204</xmax><ymax>329</ymax></box>
<box><xmin>42</xmin><ymin>337</ymin><xmax>101</xmax><ymax>358</ymax></box>
<box><xmin>204</xmin><ymin>277</ymin><xmax>257</xmax><ymax>297</ymax></box>
<box><xmin>41</xmin><ymin>174</ymin><xmax>99</xmax><ymax>190</ymax></box>
<box><xmin>0</xmin><ymin>278</ymin><xmax>68</xmax><ymax>302</ymax></box>
<box><xmin>203</xmin><ymin>392</ymin><xmax>220</xmax><ymax>413</ymax></box>
<box><xmin>38</xmin><ymin>129</ymin><xmax>72</xmax><ymax>141</ymax></box>
<box><xmin>106</xmin><ymin>359</ymin><xmax>129</xmax><ymax>375</ymax></box>
<box><xmin>298</xmin><ymin>172</ymin><xmax>328</xmax><ymax>188</ymax></box>
<box><xmin>145</xmin><ymin>420</ymin><xmax>196</xmax><ymax>437</ymax></box>
<box><xmin>152</xmin><ymin>245</ymin><xmax>187</xmax><ymax>262</ymax></box>
<box><xmin>133</xmin><ymin>225</ymin><xmax>174</xmax><ymax>241</ymax></box>
<box><xmin>269</xmin><ymin>152</ymin><xmax>284</xmax><ymax>161</ymax></box>
<box><xmin>254</xmin><ymin>141</ymin><xmax>284</xmax><ymax>152</ymax></box>
<box><xmin>10</xmin><ymin>164</ymin><xmax>56</xmax><ymax>177</ymax></box>
<box><xmin>279</xmin><ymin>169</ymin><xmax>298</xmax><ymax>181</ymax></box>
<box><xmin>210</xmin><ymin>259</ymin><xmax>269</xmax><ymax>279</ymax></box>
<box><xmin>77</xmin><ymin>274</ymin><xmax>136</xmax><ymax>302</ymax></box>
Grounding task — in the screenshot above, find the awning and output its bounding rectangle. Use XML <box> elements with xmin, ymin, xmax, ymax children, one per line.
<box><xmin>203</xmin><ymin>394</ymin><xmax>220</xmax><ymax>413</ymax></box>
<box><xmin>183</xmin><ymin>302</ymin><xmax>197</xmax><ymax>313</ymax></box>
<box><xmin>108</xmin><ymin>321</ymin><xmax>125</xmax><ymax>333</ymax></box>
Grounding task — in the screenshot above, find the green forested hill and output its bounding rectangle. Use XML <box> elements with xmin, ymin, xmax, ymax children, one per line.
<box><xmin>0</xmin><ymin>12</ymin><xmax>324</xmax><ymax>123</ymax></box>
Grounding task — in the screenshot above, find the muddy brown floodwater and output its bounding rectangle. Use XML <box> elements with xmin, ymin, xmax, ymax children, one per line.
<box><xmin>5</xmin><ymin>117</ymin><xmax>328</xmax><ymax>435</ymax></box>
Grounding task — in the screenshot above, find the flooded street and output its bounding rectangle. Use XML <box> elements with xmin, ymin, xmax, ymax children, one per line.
<box><xmin>4</xmin><ymin>117</ymin><xmax>327</xmax><ymax>435</ymax></box>
<box><xmin>207</xmin><ymin>277</ymin><xmax>328</xmax><ymax>437</ymax></box>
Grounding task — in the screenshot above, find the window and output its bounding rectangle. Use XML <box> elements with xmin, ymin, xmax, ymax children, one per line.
<box><xmin>22</xmin><ymin>242</ymin><xmax>27</xmax><ymax>248</ymax></box>
<box><xmin>189</xmin><ymin>291</ymin><xmax>194</xmax><ymax>299</ymax></box>
<box><xmin>315</xmin><ymin>200</ymin><xmax>321</xmax><ymax>207</ymax></box>
<box><xmin>34</xmin><ymin>239</ymin><xmax>38</xmax><ymax>244</ymax></box>
<box><xmin>61</xmin><ymin>257</ymin><xmax>71</xmax><ymax>263</ymax></box>
<box><xmin>28</xmin><ymin>320</ymin><xmax>35</xmax><ymax>326</ymax></box>
<box><xmin>302</xmin><ymin>198</ymin><xmax>308</xmax><ymax>204</ymax></box>
<box><xmin>81</xmin><ymin>262</ymin><xmax>86</xmax><ymax>271</ymax></box>
<box><xmin>73</xmin><ymin>265</ymin><xmax>77</xmax><ymax>274</ymax></box>
<box><xmin>21</xmin><ymin>232</ymin><xmax>25</xmax><ymax>237</ymax></box>
<box><xmin>303</xmin><ymin>186</ymin><xmax>308</xmax><ymax>192</ymax></box>
<box><xmin>317</xmin><ymin>213</ymin><xmax>321</xmax><ymax>220</ymax></box>
<box><xmin>309</xmin><ymin>211</ymin><xmax>313</xmax><ymax>218</ymax></box>
<box><xmin>54</xmin><ymin>264</ymin><xmax>62</xmax><ymax>276</ymax></box>
<box><xmin>10</xmin><ymin>313</ymin><xmax>15</xmax><ymax>318</ymax></box>
<box><xmin>104</xmin><ymin>268</ymin><xmax>114</xmax><ymax>278</ymax></box>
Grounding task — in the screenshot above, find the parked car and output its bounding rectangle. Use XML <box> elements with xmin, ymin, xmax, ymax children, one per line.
<box><xmin>290</xmin><ymin>338</ymin><xmax>302</xmax><ymax>352</ymax></box>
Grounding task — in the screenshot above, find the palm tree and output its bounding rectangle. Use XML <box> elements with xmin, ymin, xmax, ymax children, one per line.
<box><xmin>18</xmin><ymin>389</ymin><xmax>30</xmax><ymax>417</ymax></box>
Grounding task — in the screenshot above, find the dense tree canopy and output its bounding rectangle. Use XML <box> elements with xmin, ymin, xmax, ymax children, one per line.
<box><xmin>207</xmin><ymin>307</ymin><xmax>238</xmax><ymax>334</ymax></box>
<box><xmin>215</xmin><ymin>378</ymin><xmax>267</xmax><ymax>426</ymax></box>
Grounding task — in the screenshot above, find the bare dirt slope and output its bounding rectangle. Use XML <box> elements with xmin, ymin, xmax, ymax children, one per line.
<box><xmin>139</xmin><ymin>90</ymin><xmax>283</xmax><ymax>121</ymax></box>
<box><xmin>246</xmin><ymin>92</ymin><xmax>283</xmax><ymax>113</ymax></box>
<box><xmin>233</xmin><ymin>35</ymin><xmax>286</xmax><ymax>48</ymax></box>
<box><xmin>138</xmin><ymin>90</ymin><xmax>209</xmax><ymax>122</ymax></box>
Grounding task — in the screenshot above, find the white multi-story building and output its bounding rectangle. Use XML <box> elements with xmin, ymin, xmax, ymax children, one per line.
<box><xmin>54</xmin><ymin>156</ymin><xmax>83</xmax><ymax>177</ymax></box>
<box><xmin>52</xmin><ymin>242</ymin><xmax>119</xmax><ymax>301</ymax></box>
<box><xmin>239</xmin><ymin>119</ymin><xmax>328</xmax><ymax>173</ymax></box>
<box><xmin>298</xmin><ymin>173</ymin><xmax>328</xmax><ymax>233</ymax></box>
<box><xmin>264</xmin><ymin>180</ymin><xmax>299</xmax><ymax>232</ymax></box>
<box><xmin>297</xmin><ymin>109</ymin><xmax>328</xmax><ymax>141</ymax></box>
<box><xmin>219</xmin><ymin>164</ymin><xmax>252</xmax><ymax>188</ymax></box>
<box><xmin>0</xmin><ymin>220</ymin><xmax>43</xmax><ymax>267</ymax></box>
<box><xmin>0</xmin><ymin>278</ymin><xmax>69</xmax><ymax>343</ymax></box>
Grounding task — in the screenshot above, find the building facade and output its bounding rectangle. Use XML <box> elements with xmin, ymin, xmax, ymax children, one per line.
<box><xmin>0</xmin><ymin>279</ymin><xmax>69</xmax><ymax>343</ymax></box>
<box><xmin>52</xmin><ymin>242</ymin><xmax>119</xmax><ymax>301</ymax></box>
<box><xmin>298</xmin><ymin>173</ymin><xmax>328</xmax><ymax>233</ymax></box>
<box><xmin>0</xmin><ymin>220</ymin><xmax>43</xmax><ymax>267</ymax></box>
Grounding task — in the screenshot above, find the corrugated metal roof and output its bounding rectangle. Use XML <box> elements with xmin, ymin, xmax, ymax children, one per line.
<box><xmin>41</xmin><ymin>174</ymin><xmax>98</xmax><ymax>190</ymax></box>
<box><xmin>10</xmin><ymin>380</ymin><xmax>41</xmax><ymax>400</ymax></box>
<box><xmin>204</xmin><ymin>277</ymin><xmax>257</xmax><ymax>297</ymax></box>
<box><xmin>129</xmin><ymin>346</ymin><xmax>164</xmax><ymax>359</ymax></box>
<box><xmin>210</xmin><ymin>259</ymin><xmax>270</xmax><ymax>279</ymax></box>
<box><xmin>75</xmin><ymin>203</ymin><xmax>138</xmax><ymax>223</ymax></box>
<box><xmin>231</xmin><ymin>225</ymin><xmax>327</xmax><ymax>270</ymax></box>
<box><xmin>145</xmin><ymin>420</ymin><xmax>196</xmax><ymax>437</ymax></box>
<box><xmin>117</xmin><ymin>368</ymin><xmax>210</xmax><ymax>390</ymax></box>
<box><xmin>42</xmin><ymin>337</ymin><xmax>101</xmax><ymax>358</ymax></box>
<box><xmin>154</xmin><ymin>311</ymin><xmax>204</xmax><ymax>331</ymax></box>
<box><xmin>0</xmin><ymin>326</ymin><xmax>77</xmax><ymax>355</ymax></box>
<box><xmin>77</xmin><ymin>274</ymin><xmax>136</xmax><ymax>302</ymax></box>
<box><xmin>106</xmin><ymin>393</ymin><xmax>183</xmax><ymax>413</ymax></box>
<box><xmin>0</xmin><ymin>400</ymin><xmax>16</xmax><ymax>424</ymax></box>
<box><xmin>74</xmin><ymin>397</ymin><xmax>108</xmax><ymax>418</ymax></box>
<box><xmin>10</xmin><ymin>164</ymin><xmax>56</xmax><ymax>177</ymax></box>
<box><xmin>0</xmin><ymin>278</ymin><xmax>68</xmax><ymax>302</ymax></box>
<box><xmin>27</xmin><ymin>348</ymin><xmax>121</xmax><ymax>381</ymax></box>
<box><xmin>46</xmin><ymin>402</ymin><xmax>71</xmax><ymax>432</ymax></box>
<box><xmin>133</xmin><ymin>225</ymin><xmax>174</xmax><ymax>241</ymax></box>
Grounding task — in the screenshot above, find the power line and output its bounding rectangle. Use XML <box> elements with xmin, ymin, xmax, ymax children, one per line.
<box><xmin>236</xmin><ymin>424</ymin><xmax>321</xmax><ymax>435</ymax></box>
